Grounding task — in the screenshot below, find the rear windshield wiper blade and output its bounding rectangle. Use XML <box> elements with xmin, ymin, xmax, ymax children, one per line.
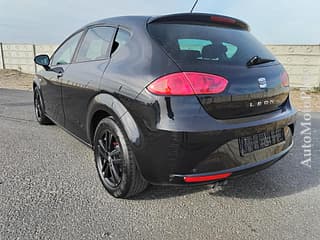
<box><xmin>247</xmin><ymin>56</ymin><xmax>275</xmax><ymax>67</ymax></box>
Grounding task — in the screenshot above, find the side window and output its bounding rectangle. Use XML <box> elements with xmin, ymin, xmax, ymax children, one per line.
<box><xmin>76</xmin><ymin>27</ymin><xmax>115</xmax><ymax>62</ymax></box>
<box><xmin>111</xmin><ymin>29</ymin><xmax>131</xmax><ymax>56</ymax></box>
<box><xmin>51</xmin><ymin>31</ymin><xmax>83</xmax><ymax>66</ymax></box>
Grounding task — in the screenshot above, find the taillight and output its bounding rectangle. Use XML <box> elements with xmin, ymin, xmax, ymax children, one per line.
<box><xmin>281</xmin><ymin>71</ymin><xmax>289</xmax><ymax>87</ymax></box>
<box><xmin>147</xmin><ymin>72</ymin><xmax>228</xmax><ymax>96</ymax></box>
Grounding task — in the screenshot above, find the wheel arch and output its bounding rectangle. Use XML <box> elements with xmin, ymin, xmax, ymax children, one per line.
<box><xmin>33</xmin><ymin>76</ymin><xmax>41</xmax><ymax>91</ymax></box>
<box><xmin>87</xmin><ymin>93</ymin><xmax>141</xmax><ymax>149</ymax></box>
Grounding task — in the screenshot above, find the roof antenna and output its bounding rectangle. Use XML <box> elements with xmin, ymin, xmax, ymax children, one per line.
<box><xmin>190</xmin><ymin>0</ymin><xmax>199</xmax><ymax>13</ymax></box>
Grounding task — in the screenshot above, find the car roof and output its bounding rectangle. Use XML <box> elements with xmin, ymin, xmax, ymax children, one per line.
<box><xmin>84</xmin><ymin>16</ymin><xmax>151</xmax><ymax>29</ymax></box>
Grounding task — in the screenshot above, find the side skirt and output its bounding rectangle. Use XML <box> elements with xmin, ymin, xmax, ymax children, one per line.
<box><xmin>44</xmin><ymin>113</ymin><xmax>93</xmax><ymax>149</ymax></box>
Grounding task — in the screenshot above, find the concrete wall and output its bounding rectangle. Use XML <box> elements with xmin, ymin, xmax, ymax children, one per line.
<box><xmin>0</xmin><ymin>43</ymin><xmax>57</xmax><ymax>74</ymax></box>
<box><xmin>0</xmin><ymin>43</ymin><xmax>319</xmax><ymax>88</ymax></box>
<box><xmin>266</xmin><ymin>45</ymin><xmax>320</xmax><ymax>88</ymax></box>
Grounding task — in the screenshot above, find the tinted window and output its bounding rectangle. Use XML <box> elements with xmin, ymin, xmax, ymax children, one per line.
<box><xmin>111</xmin><ymin>29</ymin><xmax>131</xmax><ymax>56</ymax></box>
<box><xmin>51</xmin><ymin>31</ymin><xmax>82</xmax><ymax>65</ymax></box>
<box><xmin>148</xmin><ymin>23</ymin><xmax>274</xmax><ymax>66</ymax></box>
<box><xmin>177</xmin><ymin>39</ymin><xmax>238</xmax><ymax>60</ymax></box>
<box><xmin>222</xmin><ymin>42</ymin><xmax>238</xmax><ymax>59</ymax></box>
<box><xmin>178</xmin><ymin>39</ymin><xmax>211</xmax><ymax>52</ymax></box>
<box><xmin>76</xmin><ymin>27</ymin><xmax>115</xmax><ymax>62</ymax></box>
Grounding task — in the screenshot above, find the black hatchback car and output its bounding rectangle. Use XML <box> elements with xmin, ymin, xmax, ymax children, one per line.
<box><xmin>33</xmin><ymin>13</ymin><xmax>296</xmax><ymax>198</ymax></box>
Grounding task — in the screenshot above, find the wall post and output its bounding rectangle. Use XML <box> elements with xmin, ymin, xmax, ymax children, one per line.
<box><xmin>0</xmin><ymin>42</ymin><xmax>5</xmax><ymax>69</ymax></box>
<box><xmin>32</xmin><ymin>44</ymin><xmax>37</xmax><ymax>73</ymax></box>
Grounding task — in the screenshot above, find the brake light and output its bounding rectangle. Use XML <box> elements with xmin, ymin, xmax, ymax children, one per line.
<box><xmin>184</xmin><ymin>172</ymin><xmax>232</xmax><ymax>183</ymax></box>
<box><xmin>281</xmin><ymin>71</ymin><xmax>289</xmax><ymax>87</ymax></box>
<box><xmin>147</xmin><ymin>72</ymin><xmax>228</xmax><ymax>96</ymax></box>
<box><xmin>210</xmin><ymin>16</ymin><xmax>236</xmax><ymax>24</ymax></box>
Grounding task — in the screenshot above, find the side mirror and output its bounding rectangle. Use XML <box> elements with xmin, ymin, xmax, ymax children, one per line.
<box><xmin>34</xmin><ymin>55</ymin><xmax>50</xmax><ymax>70</ymax></box>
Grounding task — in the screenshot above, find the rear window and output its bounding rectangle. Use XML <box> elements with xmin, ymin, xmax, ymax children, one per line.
<box><xmin>148</xmin><ymin>23</ymin><xmax>275</xmax><ymax>66</ymax></box>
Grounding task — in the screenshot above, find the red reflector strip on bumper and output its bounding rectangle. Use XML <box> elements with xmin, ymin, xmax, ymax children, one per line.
<box><xmin>183</xmin><ymin>173</ymin><xmax>232</xmax><ymax>183</ymax></box>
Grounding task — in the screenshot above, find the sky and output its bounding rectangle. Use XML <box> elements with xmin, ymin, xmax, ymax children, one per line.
<box><xmin>0</xmin><ymin>0</ymin><xmax>319</xmax><ymax>44</ymax></box>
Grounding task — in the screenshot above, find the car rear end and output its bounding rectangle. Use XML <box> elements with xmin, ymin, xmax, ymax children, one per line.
<box><xmin>130</xmin><ymin>13</ymin><xmax>296</xmax><ymax>185</ymax></box>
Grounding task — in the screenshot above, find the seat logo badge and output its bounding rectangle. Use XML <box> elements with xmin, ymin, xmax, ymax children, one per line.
<box><xmin>258</xmin><ymin>77</ymin><xmax>267</xmax><ymax>89</ymax></box>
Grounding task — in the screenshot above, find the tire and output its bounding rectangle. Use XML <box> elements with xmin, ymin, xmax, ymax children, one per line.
<box><xmin>34</xmin><ymin>87</ymin><xmax>52</xmax><ymax>125</ymax></box>
<box><xmin>93</xmin><ymin>117</ymin><xmax>148</xmax><ymax>198</ymax></box>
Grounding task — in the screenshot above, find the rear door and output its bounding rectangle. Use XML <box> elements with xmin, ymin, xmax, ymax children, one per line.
<box><xmin>41</xmin><ymin>31</ymin><xmax>83</xmax><ymax>125</ymax></box>
<box><xmin>61</xmin><ymin>26</ymin><xmax>116</xmax><ymax>141</ymax></box>
<box><xmin>148</xmin><ymin>21</ymin><xmax>289</xmax><ymax>119</ymax></box>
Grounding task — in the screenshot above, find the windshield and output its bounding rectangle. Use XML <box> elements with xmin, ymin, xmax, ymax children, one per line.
<box><xmin>148</xmin><ymin>23</ymin><xmax>276</xmax><ymax>67</ymax></box>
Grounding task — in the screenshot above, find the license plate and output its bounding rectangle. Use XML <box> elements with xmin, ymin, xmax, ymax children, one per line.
<box><xmin>239</xmin><ymin>128</ymin><xmax>285</xmax><ymax>156</ymax></box>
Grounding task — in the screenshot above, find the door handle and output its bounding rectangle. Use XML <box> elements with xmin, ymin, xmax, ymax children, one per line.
<box><xmin>57</xmin><ymin>72</ymin><xmax>63</xmax><ymax>78</ymax></box>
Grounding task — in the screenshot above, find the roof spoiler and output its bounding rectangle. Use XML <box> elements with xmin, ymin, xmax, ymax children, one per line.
<box><xmin>148</xmin><ymin>13</ymin><xmax>250</xmax><ymax>31</ymax></box>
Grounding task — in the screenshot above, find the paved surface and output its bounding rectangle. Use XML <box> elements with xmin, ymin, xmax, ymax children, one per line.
<box><xmin>0</xmin><ymin>88</ymin><xmax>319</xmax><ymax>240</ymax></box>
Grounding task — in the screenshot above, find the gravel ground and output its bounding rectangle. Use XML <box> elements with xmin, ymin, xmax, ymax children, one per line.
<box><xmin>0</xmin><ymin>88</ymin><xmax>319</xmax><ymax>240</ymax></box>
<box><xmin>0</xmin><ymin>70</ymin><xmax>34</xmax><ymax>91</ymax></box>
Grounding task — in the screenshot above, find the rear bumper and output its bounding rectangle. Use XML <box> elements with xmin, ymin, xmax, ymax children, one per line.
<box><xmin>135</xmin><ymin>123</ymin><xmax>295</xmax><ymax>185</ymax></box>
<box><xmin>129</xmin><ymin>91</ymin><xmax>297</xmax><ymax>185</ymax></box>
<box><xmin>169</xmin><ymin>140</ymin><xmax>293</xmax><ymax>185</ymax></box>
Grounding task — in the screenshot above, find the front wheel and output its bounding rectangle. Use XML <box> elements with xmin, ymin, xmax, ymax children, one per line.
<box><xmin>34</xmin><ymin>88</ymin><xmax>52</xmax><ymax>125</ymax></box>
<box><xmin>93</xmin><ymin>117</ymin><xmax>148</xmax><ymax>198</ymax></box>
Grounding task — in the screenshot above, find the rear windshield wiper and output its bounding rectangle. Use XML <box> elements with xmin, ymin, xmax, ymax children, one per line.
<box><xmin>247</xmin><ymin>56</ymin><xmax>275</xmax><ymax>67</ymax></box>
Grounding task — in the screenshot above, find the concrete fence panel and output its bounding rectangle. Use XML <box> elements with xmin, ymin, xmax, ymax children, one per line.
<box><xmin>1</xmin><ymin>44</ymin><xmax>36</xmax><ymax>73</ymax></box>
<box><xmin>0</xmin><ymin>43</ymin><xmax>57</xmax><ymax>74</ymax></box>
<box><xmin>0</xmin><ymin>42</ymin><xmax>319</xmax><ymax>88</ymax></box>
<box><xmin>267</xmin><ymin>45</ymin><xmax>320</xmax><ymax>56</ymax></box>
<box><xmin>266</xmin><ymin>45</ymin><xmax>320</xmax><ymax>88</ymax></box>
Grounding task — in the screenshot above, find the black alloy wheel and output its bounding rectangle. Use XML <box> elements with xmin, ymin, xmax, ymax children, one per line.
<box><xmin>94</xmin><ymin>117</ymin><xmax>148</xmax><ymax>198</ymax></box>
<box><xmin>96</xmin><ymin>130</ymin><xmax>123</xmax><ymax>187</ymax></box>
